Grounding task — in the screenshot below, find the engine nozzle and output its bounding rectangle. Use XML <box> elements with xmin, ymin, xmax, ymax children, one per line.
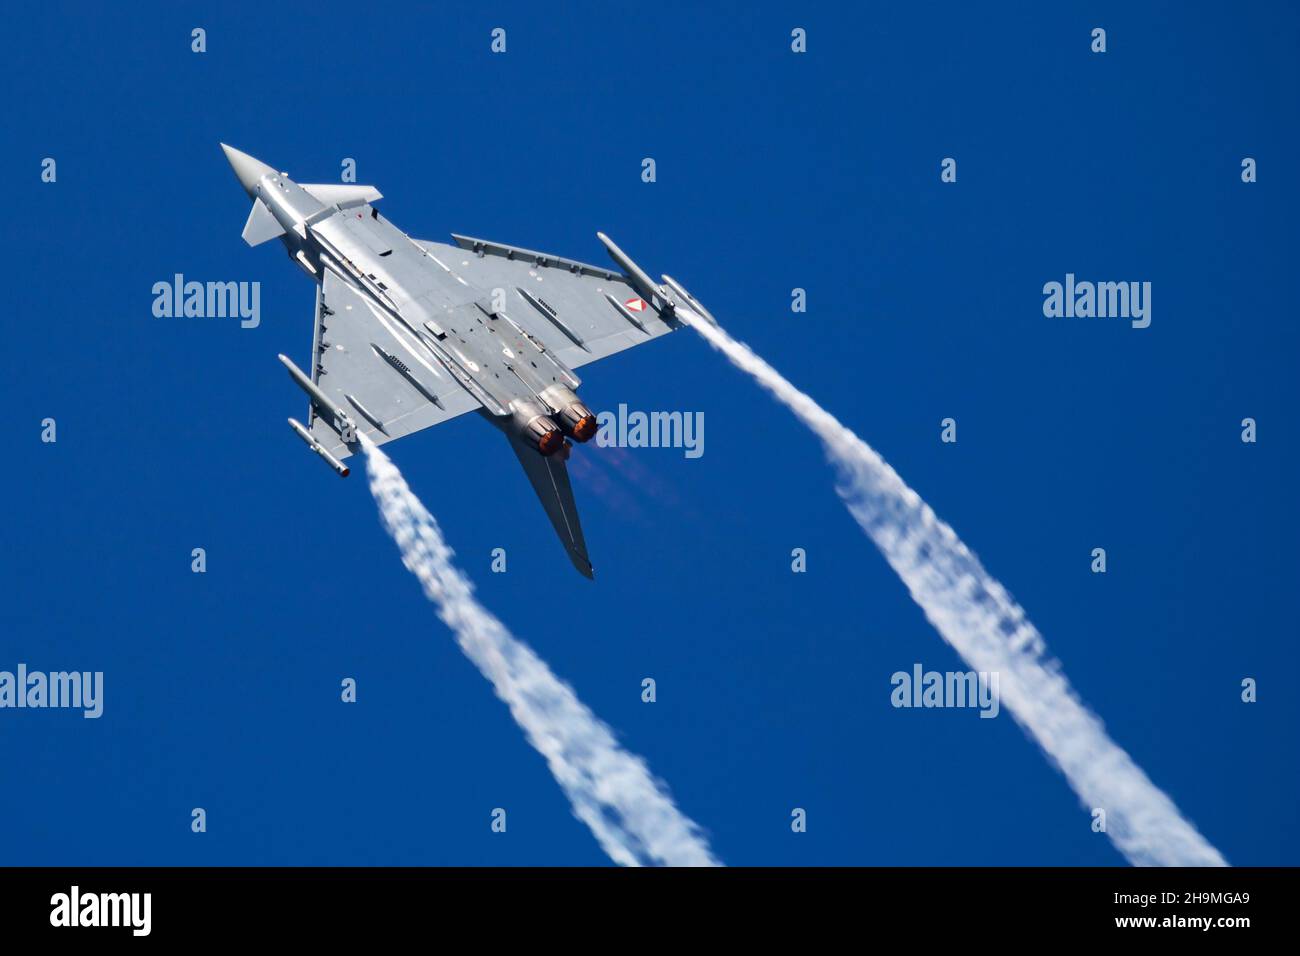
<box><xmin>557</xmin><ymin>403</ymin><xmax>598</xmax><ymax>442</ymax></box>
<box><xmin>536</xmin><ymin>425</ymin><xmax>565</xmax><ymax>456</ymax></box>
<box><xmin>524</xmin><ymin>414</ymin><xmax>565</xmax><ymax>456</ymax></box>
<box><xmin>541</xmin><ymin>386</ymin><xmax>599</xmax><ymax>443</ymax></box>
<box><xmin>570</xmin><ymin>413</ymin><xmax>598</xmax><ymax>442</ymax></box>
<box><xmin>512</xmin><ymin>400</ymin><xmax>566</xmax><ymax>457</ymax></box>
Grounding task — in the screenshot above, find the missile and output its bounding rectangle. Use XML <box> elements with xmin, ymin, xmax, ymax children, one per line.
<box><xmin>278</xmin><ymin>353</ymin><xmax>356</xmax><ymax>437</ymax></box>
<box><xmin>516</xmin><ymin>285</ymin><xmax>588</xmax><ymax>350</ymax></box>
<box><xmin>345</xmin><ymin>393</ymin><xmax>386</xmax><ymax>433</ymax></box>
<box><xmin>368</xmin><ymin>342</ymin><xmax>448</xmax><ymax>409</ymax></box>
<box><xmin>287</xmin><ymin>418</ymin><xmax>350</xmax><ymax>478</ymax></box>
<box><xmin>604</xmin><ymin>293</ymin><xmax>649</xmax><ymax>333</ymax></box>
<box><xmin>596</xmin><ymin>232</ymin><xmax>673</xmax><ymax>315</ymax></box>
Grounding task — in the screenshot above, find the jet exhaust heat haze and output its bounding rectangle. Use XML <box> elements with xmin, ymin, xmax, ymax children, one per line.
<box><xmin>359</xmin><ymin>434</ymin><xmax>720</xmax><ymax>867</ymax></box>
<box><xmin>678</xmin><ymin>310</ymin><xmax>1226</xmax><ymax>868</ymax></box>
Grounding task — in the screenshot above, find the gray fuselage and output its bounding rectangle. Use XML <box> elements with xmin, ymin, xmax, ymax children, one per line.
<box><xmin>254</xmin><ymin>169</ymin><xmax>592</xmax><ymax>454</ymax></box>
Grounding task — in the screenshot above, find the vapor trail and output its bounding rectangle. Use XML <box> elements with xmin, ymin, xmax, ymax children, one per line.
<box><xmin>359</xmin><ymin>435</ymin><xmax>719</xmax><ymax>867</ymax></box>
<box><xmin>680</xmin><ymin>311</ymin><xmax>1225</xmax><ymax>866</ymax></box>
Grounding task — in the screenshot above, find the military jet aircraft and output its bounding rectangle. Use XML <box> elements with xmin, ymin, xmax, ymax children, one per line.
<box><xmin>222</xmin><ymin>144</ymin><xmax>715</xmax><ymax>578</ymax></box>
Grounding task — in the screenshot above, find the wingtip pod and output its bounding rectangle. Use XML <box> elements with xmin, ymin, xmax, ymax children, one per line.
<box><xmin>595</xmin><ymin>233</ymin><xmax>717</xmax><ymax>327</ymax></box>
<box><xmin>660</xmin><ymin>274</ymin><xmax>717</xmax><ymax>326</ymax></box>
<box><xmin>288</xmin><ymin>417</ymin><xmax>350</xmax><ymax>478</ymax></box>
<box><xmin>595</xmin><ymin>232</ymin><xmax>671</xmax><ymax>315</ymax></box>
<box><xmin>279</xmin><ymin>353</ymin><xmax>355</xmax><ymax>437</ymax></box>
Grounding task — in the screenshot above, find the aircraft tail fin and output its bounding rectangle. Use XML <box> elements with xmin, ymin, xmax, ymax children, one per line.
<box><xmin>503</xmin><ymin>429</ymin><xmax>593</xmax><ymax>578</ymax></box>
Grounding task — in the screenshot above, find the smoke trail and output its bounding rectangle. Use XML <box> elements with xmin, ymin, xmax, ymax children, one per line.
<box><xmin>359</xmin><ymin>435</ymin><xmax>719</xmax><ymax>867</ymax></box>
<box><xmin>679</xmin><ymin>310</ymin><xmax>1225</xmax><ymax>867</ymax></box>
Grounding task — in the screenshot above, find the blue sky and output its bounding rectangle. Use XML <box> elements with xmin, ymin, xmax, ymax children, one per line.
<box><xmin>2</xmin><ymin>1</ymin><xmax>1296</xmax><ymax>865</ymax></box>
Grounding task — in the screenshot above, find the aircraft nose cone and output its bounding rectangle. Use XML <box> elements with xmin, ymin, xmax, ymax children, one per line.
<box><xmin>220</xmin><ymin>143</ymin><xmax>274</xmax><ymax>197</ymax></box>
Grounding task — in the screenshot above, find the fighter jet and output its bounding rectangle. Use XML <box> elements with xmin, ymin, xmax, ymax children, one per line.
<box><xmin>221</xmin><ymin>144</ymin><xmax>715</xmax><ymax>578</ymax></box>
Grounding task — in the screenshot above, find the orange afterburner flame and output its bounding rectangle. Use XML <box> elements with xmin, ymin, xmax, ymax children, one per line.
<box><xmin>537</xmin><ymin>428</ymin><xmax>565</xmax><ymax>456</ymax></box>
<box><xmin>572</xmin><ymin>414</ymin><xmax>598</xmax><ymax>442</ymax></box>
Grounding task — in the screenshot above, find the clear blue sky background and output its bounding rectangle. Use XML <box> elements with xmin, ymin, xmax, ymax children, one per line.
<box><xmin>2</xmin><ymin>1</ymin><xmax>1296</xmax><ymax>865</ymax></box>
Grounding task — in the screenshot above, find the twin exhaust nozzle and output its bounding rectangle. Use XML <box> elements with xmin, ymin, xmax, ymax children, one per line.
<box><xmin>531</xmin><ymin>387</ymin><xmax>598</xmax><ymax>455</ymax></box>
<box><xmin>514</xmin><ymin>397</ymin><xmax>597</xmax><ymax>457</ymax></box>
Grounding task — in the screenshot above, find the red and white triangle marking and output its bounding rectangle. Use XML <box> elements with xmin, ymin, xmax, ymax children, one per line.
<box><xmin>624</xmin><ymin>297</ymin><xmax>647</xmax><ymax>312</ymax></box>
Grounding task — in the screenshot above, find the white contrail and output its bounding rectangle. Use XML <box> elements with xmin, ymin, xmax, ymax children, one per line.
<box><xmin>359</xmin><ymin>435</ymin><xmax>720</xmax><ymax>867</ymax></box>
<box><xmin>680</xmin><ymin>310</ymin><xmax>1226</xmax><ymax>866</ymax></box>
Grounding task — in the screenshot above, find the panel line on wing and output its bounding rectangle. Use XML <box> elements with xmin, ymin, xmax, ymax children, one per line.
<box><xmin>355</xmin><ymin>294</ymin><xmax>453</xmax><ymax>390</ymax></box>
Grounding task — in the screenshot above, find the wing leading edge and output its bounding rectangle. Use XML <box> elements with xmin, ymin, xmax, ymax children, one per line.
<box><xmin>413</xmin><ymin>235</ymin><xmax>683</xmax><ymax>370</ymax></box>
